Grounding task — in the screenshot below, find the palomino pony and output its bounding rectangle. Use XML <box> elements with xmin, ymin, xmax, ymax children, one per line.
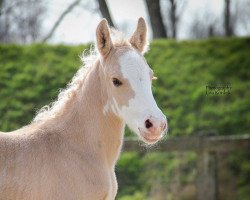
<box><xmin>0</xmin><ymin>18</ymin><xmax>167</xmax><ymax>200</ymax></box>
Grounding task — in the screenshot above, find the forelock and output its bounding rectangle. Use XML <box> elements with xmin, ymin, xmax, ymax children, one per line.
<box><xmin>110</xmin><ymin>29</ymin><xmax>130</xmax><ymax>47</ymax></box>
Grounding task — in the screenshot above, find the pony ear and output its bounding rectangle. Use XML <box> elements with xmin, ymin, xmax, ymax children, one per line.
<box><xmin>96</xmin><ymin>19</ymin><xmax>113</xmax><ymax>57</ymax></box>
<box><xmin>129</xmin><ymin>17</ymin><xmax>148</xmax><ymax>54</ymax></box>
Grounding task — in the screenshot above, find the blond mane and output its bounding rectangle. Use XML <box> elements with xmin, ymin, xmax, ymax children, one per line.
<box><xmin>33</xmin><ymin>31</ymin><xmax>130</xmax><ymax>123</ymax></box>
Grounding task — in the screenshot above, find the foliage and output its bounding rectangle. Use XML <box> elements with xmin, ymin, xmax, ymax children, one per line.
<box><xmin>147</xmin><ymin>37</ymin><xmax>250</xmax><ymax>136</ymax></box>
<box><xmin>116</xmin><ymin>152</ymin><xmax>197</xmax><ymax>200</ymax></box>
<box><xmin>0</xmin><ymin>38</ymin><xmax>249</xmax><ymax>135</ymax></box>
<box><xmin>0</xmin><ymin>43</ymin><xmax>85</xmax><ymax>131</ymax></box>
<box><xmin>117</xmin><ymin>191</ymin><xmax>146</xmax><ymax>200</ymax></box>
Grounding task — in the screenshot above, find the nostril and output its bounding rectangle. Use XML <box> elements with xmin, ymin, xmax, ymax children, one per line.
<box><xmin>145</xmin><ymin>119</ymin><xmax>153</xmax><ymax>129</ymax></box>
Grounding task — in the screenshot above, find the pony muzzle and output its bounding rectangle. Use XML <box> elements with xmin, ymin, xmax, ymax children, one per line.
<box><xmin>138</xmin><ymin>116</ymin><xmax>168</xmax><ymax>144</ymax></box>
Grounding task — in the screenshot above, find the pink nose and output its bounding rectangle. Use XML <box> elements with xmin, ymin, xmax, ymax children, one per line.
<box><xmin>144</xmin><ymin>118</ymin><xmax>167</xmax><ymax>134</ymax></box>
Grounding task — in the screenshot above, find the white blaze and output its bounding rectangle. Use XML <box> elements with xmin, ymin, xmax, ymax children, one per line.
<box><xmin>117</xmin><ymin>50</ymin><xmax>165</xmax><ymax>134</ymax></box>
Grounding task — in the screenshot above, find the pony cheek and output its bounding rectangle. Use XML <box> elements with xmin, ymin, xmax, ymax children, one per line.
<box><xmin>119</xmin><ymin>106</ymin><xmax>139</xmax><ymax>134</ymax></box>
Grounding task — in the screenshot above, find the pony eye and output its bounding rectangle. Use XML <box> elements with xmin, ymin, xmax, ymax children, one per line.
<box><xmin>112</xmin><ymin>78</ymin><xmax>122</xmax><ymax>87</ymax></box>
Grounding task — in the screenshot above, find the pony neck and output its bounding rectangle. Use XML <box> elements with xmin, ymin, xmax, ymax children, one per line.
<box><xmin>46</xmin><ymin>60</ymin><xmax>125</xmax><ymax>169</ymax></box>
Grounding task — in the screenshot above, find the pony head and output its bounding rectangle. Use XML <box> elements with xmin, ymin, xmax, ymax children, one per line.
<box><xmin>96</xmin><ymin>18</ymin><xmax>168</xmax><ymax>144</ymax></box>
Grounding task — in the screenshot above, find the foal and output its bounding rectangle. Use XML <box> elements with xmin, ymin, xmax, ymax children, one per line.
<box><xmin>0</xmin><ymin>18</ymin><xmax>167</xmax><ymax>200</ymax></box>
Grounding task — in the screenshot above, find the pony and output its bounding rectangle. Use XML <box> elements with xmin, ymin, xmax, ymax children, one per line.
<box><xmin>0</xmin><ymin>17</ymin><xmax>167</xmax><ymax>200</ymax></box>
